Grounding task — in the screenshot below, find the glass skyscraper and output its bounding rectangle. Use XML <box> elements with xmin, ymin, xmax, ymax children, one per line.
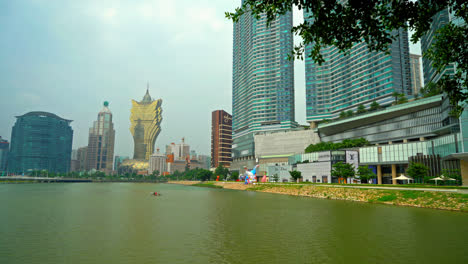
<box><xmin>420</xmin><ymin>7</ymin><xmax>456</xmax><ymax>85</ymax></box>
<box><xmin>0</xmin><ymin>136</ymin><xmax>9</xmax><ymax>174</ymax></box>
<box><xmin>8</xmin><ymin>112</ymin><xmax>73</xmax><ymax>174</ymax></box>
<box><xmin>420</xmin><ymin>7</ymin><xmax>467</xmax><ymax>148</ymax></box>
<box><xmin>304</xmin><ymin>11</ymin><xmax>412</xmax><ymax>122</ymax></box>
<box><xmin>232</xmin><ymin>6</ymin><xmax>296</xmax><ymax>159</ymax></box>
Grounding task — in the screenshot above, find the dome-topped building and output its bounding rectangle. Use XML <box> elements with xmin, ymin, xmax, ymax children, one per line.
<box><xmin>8</xmin><ymin>111</ymin><xmax>73</xmax><ymax>173</ymax></box>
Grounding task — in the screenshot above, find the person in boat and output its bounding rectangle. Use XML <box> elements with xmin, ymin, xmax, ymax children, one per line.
<box><xmin>152</xmin><ymin>192</ymin><xmax>160</xmax><ymax>196</ymax></box>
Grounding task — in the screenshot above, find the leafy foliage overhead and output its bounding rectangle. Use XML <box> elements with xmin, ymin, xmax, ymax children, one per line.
<box><xmin>226</xmin><ymin>0</ymin><xmax>468</xmax><ymax>112</ymax></box>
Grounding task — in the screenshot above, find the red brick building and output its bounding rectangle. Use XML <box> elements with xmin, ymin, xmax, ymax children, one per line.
<box><xmin>211</xmin><ymin>110</ymin><xmax>232</xmax><ymax>168</ymax></box>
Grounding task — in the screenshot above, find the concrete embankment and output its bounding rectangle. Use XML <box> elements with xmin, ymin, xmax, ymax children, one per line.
<box><xmin>169</xmin><ymin>181</ymin><xmax>468</xmax><ymax>212</ymax></box>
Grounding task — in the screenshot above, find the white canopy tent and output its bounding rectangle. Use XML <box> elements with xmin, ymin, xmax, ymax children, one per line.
<box><xmin>394</xmin><ymin>174</ymin><xmax>413</xmax><ymax>184</ymax></box>
<box><xmin>429</xmin><ymin>177</ymin><xmax>444</xmax><ymax>185</ymax></box>
<box><xmin>440</xmin><ymin>175</ymin><xmax>457</xmax><ymax>181</ymax></box>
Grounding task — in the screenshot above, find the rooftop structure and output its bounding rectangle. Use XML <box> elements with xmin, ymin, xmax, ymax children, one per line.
<box><xmin>317</xmin><ymin>95</ymin><xmax>454</xmax><ymax>144</ymax></box>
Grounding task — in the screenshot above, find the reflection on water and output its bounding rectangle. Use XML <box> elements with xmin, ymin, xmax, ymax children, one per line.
<box><xmin>0</xmin><ymin>183</ymin><xmax>467</xmax><ymax>264</ymax></box>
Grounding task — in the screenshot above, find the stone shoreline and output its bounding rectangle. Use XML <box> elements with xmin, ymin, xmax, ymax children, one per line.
<box><xmin>169</xmin><ymin>181</ymin><xmax>468</xmax><ymax>212</ymax></box>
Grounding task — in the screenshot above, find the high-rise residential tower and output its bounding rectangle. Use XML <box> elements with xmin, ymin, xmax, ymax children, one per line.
<box><xmin>304</xmin><ymin>11</ymin><xmax>412</xmax><ymax>122</ymax></box>
<box><xmin>420</xmin><ymin>7</ymin><xmax>466</xmax><ymax>154</ymax></box>
<box><xmin>420</xmin><ymin>7</ymin><xmax>457</xmax><ymax>85</ymax></box>
<box><xmin>232</xmin><ymin>5</ymin><xmax>296</xmax><ymax>161</ymax></box>
<box><xmin>70</xmin><ymin>149</ymin><xmax>79</xmax><ymax>172</ymax></box>
<box><xmin>130</xmin><ymin>87</ymin><xmax>163</xmax><ymax>160</ymax></box>
<box><xmin>77</xmin><ymin>146</ymin><xmax>88</xmax><ymax>171</ymax></box>
<box><xmin>86</xmin><ymin>102</ymin><xmax>115</xmax><ymax>174</ymax></box>
<box><xmin>410</xmin><ymin>53</ymin><xmax>423</xmax><ymax>94</ymax></box>
<box><xmin>211</xmin><ymin>110</ymin><xmax>232</xmax><ymax>168</ymax></box>
<box><xmin>8</xmin><ymin>112</ymin><xmax>73</xmax><ymax>174</ymax></box>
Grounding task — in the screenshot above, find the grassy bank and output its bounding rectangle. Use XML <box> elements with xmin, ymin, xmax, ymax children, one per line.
<box><xmin>243</xmin><ymin>184</ymin><xmax>468</xmax><ymax>212</ymax></box>
<box><xmin>256</xmin><ymin>182</ymin><xmax>468</xmax><ymax>189</ymax></box>
<box><xmin>0</xmin><ymin>181</ymin><xmax>37</xmax><ymax>184</ymax></box>
<box><xmin>191</xmin><ymin>182</ymin><xmax>223</xmax><ymax>189</ymax></box>
<box><xmin>168</xmin><ymin>181</ymin><xmax>468</xmax><ymax>211</ymax></box>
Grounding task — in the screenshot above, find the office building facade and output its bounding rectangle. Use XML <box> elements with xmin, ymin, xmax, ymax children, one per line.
<box><xmin>149</xmin><ymin>149</ymin><xmax>166</xmax><ymax>175</ymax></box>
<box><xmin>197</xmin><ymin>155</ymin><xmax>211</xmax><ymax>170</ymax></box>
<box><xmin>232</xmin><ymin>6</ymin><xmax>296</xmax><ymax>161</ymax></box>
<box><xmin>410</xmin><ymin>53</ymin><xmax>423</xmax><ymax>94</ymax></box>
<box><xmin>310</xmin><ymin>95</ymin><xmax>465</xmax><ymax>184</ymax></box>
<box><xmin>165</xmin><ymin>138</ymin><xmax>190</xmax><ymax>161</ymax></box>
<box><xmin>254</xmin><ymin>128</ymin><xmax>320</xmax><ymax>158</ymax></box>
<box><xmin>293</xmin><ymin>150</ymin><xmax>359</xmax><ymax>184</ymax></box>
<box><xmin>86</xmin><ymin>102</ymin><xmax>115</xmax><ymax>174</ymax></box>
<box><xmin>77</xmin><ymin>146</ymin><xmax>88</xmax><ymax>171</ymax></box>
<box><xmin>0</xmin><ymin>136</ymin><xmax>9</xmax><ymax>174</ymax></box>
<box><xmin>8</xmin><ymin>112</ymin><xmax>73</xmax><ymax>174</ymax></box>
<box><xmin>318</xmin><ymin>95</ymin><xmax>450</xmax><ymax>144</ymax></box>
<box><xmin>114</xmin><ymin>155</ymin><xmax>129</xmax><ymax>171</ymax></box>
<box><xmin>304</xmin><ymin>11</ymin><xmax>412</xmax><ymax>122</ymax></box>
<box><xmin>70</xmin><ymin>149</ymin><xmax>79</xmax><ymax>172</ymax></box>
<box><xmin>211</xmin><ymin>110</ymin><xmax>232</xmax><ymax>168</ymax></box>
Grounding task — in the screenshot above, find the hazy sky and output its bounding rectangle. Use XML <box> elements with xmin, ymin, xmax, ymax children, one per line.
<box><xmin>0</xmin><ymin>0</ymin><xmax>421</xmax><ymax>157</ymax></box>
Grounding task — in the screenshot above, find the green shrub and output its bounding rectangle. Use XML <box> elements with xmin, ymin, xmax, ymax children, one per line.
<box><xmin>377</xmin><ymin>193</ymin><xmax>398</xmax><ymax>202</ymax></box>
<box><xmin>305</xmin><ymin>138</ymin><xmax>370</xmax><ymax>153</ymax></box>
<box><xmin>401</xmin><ymin>191</ymin><xmax>419</xmax><ymax>199</ymax></box>
<box><xmin>192</xmin><ymin>183</ymin><xmax>223</xmax><ymax>189</ymax></box>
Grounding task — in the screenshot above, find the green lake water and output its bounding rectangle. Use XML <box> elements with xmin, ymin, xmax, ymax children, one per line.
<box><xmin>1</xmin><ymin>183</ymin><xmax>467</xmax><ymax>264</ymax></box>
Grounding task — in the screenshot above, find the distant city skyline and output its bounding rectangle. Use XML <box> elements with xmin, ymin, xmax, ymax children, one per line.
<box><xmin>0</xmin><ymin>0</ymin><xmax>421</xmax><ymax>157</ymax></box>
